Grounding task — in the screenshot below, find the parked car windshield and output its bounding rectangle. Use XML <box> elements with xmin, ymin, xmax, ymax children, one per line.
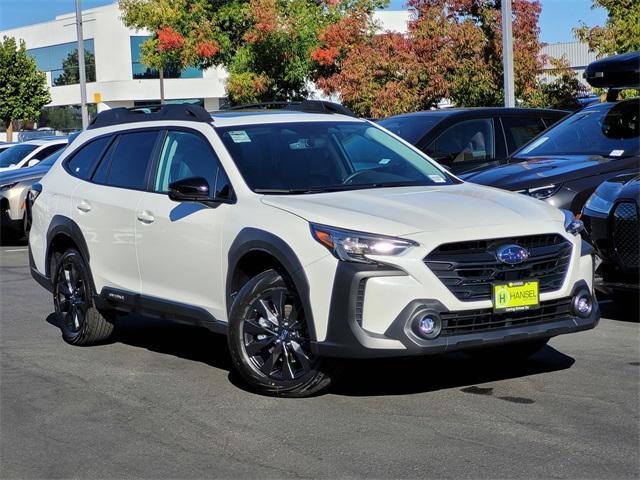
<box><xmin>0</xmin><ymin>144</ymin><xmax>38</xmax><ymax>168</ymax></box>
<box><xmin>217</xmin><ymin>121</ymin><xmax>455</xmax><ymax>193</ymax></box>
<box><xmin>377</xmin><ymin>115</ymin><xmax>444</xmax><ymax>144</ymax></box>
<box><xmin>515</xmin><ymin>100</ymin><xmax>640</xmax><ymax>158</ymax></box>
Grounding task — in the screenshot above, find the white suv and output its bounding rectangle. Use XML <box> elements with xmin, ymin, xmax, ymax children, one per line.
<box><xmin>28</xmin><ymin>103</ymin><xmax>599</xmax><ymax>397</ymax></box>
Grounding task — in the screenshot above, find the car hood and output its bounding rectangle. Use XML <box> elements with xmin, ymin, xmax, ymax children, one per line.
<box><xmin>261</xmin><ymin>183</ymin><xmax>563</xmax><ymax>237</ymax></box>
<box><xmin>462</xmin><ymin>155</ymin><xmax>640</xmax><ymax>190</ymax></box>
<box><xmin>0</xmin><ymin>165</ymin><xmax>50</xmax><ymax>185</ymax></box>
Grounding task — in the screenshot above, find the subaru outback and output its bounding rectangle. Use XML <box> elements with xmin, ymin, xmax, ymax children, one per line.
<box><xmin>28</xmin><ymin>102</ymin><xmax>599</xmax><ymax>396</ymax></box>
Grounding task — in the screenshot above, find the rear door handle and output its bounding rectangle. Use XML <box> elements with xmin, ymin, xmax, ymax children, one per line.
<box><xmin>76</xmin><ymin>200</ymin><xmax>92</xmax><ymax>213</ymax></box>
<box><xmin>137</xmin><ymin>211</ymin><xmax>155</xmax><ymax>224</ymax></box>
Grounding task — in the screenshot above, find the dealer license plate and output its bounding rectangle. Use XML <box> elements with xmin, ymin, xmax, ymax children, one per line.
<box><xmin>493</xmin><ymin>281</ymin><xmax>539</xmax><ymax>312</ymax></box>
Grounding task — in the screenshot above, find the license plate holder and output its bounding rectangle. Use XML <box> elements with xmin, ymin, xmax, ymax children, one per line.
<box><xmin>493</xmin><ymin>280</ymin><xmax>540</xmax><ymax>312</ymax></box>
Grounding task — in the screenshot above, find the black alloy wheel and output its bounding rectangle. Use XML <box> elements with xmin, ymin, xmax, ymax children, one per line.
<box><xmin>228</xmin><ymin>269</ymin><xmax>332</xmax><ymax>397</ymax></box>
<box><xmin>53</xmin><ymin>249</ymin><xmax>115</xmax><ymax>345</ymax></box>
<box><xmin>242</xmin><ymin>287</ymin><xmax>314</xmax><ymax>381</ymax></box>
<box><xmin>55</xmin><ymin>256</ymin><xmax>90</xmax><ymax>338</ymax></box>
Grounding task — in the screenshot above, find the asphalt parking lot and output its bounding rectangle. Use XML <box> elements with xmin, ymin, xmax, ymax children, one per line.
<box><xmin>1</xmin><ymin>243</ymin><xmax>639</xmax><ymax>479</ymax></box>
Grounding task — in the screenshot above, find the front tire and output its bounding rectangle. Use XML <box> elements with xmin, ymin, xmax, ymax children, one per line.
<box><xmin>227</xmin><ymin>269</ymin><xmax>332</xmax><ymax>397</ymax></box>
<box><xmin>53</xmin><ymin>249</ymin><xmax>115</xmax><ymax>345</ymax></box>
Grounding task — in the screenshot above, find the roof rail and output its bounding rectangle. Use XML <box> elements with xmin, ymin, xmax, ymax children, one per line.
<box><xmin>88</xmin><ymin>104</ymin><xmax>212</xmax><ymax>130</ymax></box>
<box><xmin>218</xmin><ymin>100</ymin><xmax>357</xmax><ymax>117</ymax></box>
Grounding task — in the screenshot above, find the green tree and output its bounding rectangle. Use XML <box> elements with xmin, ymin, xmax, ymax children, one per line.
<box><xmin>526</xmin><ymin>57</ymin><xmax>587</xmax><ymax>110</ymax></box>
<box><xmin>0</xmin><ymin>36</ymin><xmax>51</xmax><ymax>142</ymax></box>
<box><xmin>53</xmin><ymin>49</ymin><xmax>96</xmax><ymax>86</ymax></box>
<box><xmin>118</xmin><ymin>0</ymin><xmax>385</xmax><ymax>104</ymax></box>
<box><xmin>574</xmin><ymin>0</ymin><xmax>640</xmax><ymax>57</ymax></box>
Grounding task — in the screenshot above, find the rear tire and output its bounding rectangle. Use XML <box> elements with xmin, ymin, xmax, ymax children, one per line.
<box><xmin>53</xmin><ymin>249</ymin><xmax>115</xmax><ymax>345</ymax></box>
<box><xmin>227</xmin><ymin>269</ymin><xmax>332</xmax><ymax>397</ymax></box>
<box><xmin>465</xmin><ymin>338</ymin><xmax>549</xmax><ymax>361</ymax></box>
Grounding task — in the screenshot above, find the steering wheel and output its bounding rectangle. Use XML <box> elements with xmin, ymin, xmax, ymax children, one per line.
<box><xmin>343</xmin><ymin>170</ymin><xmax>374</xmax><ymax>185</ymax></box>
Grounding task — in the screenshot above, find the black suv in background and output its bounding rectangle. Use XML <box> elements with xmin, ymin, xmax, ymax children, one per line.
<box><xmin>377</xmin><ymin>108</ymin><xmax>568</xmax><ymax>174</ymax></box>
<box><xmin>582</xmin><ymin>172</ymin><xmax>639</xmax><ymax>298</ymax></box>
<box><xmin>463</xmin><ymin>51</ymin><xmax>640</xmax><ymax>213</ymax></box>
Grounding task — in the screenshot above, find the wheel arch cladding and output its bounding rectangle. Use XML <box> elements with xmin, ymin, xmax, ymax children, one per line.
<box><xmin>46</xmin><ymin>215</ymin><xmax>92</xmax><ymax>282</ymax></box>
<box><xmin>227</xmin><ymin>228</ymin><xmax>317</xmax><ymax>341</ymax></box>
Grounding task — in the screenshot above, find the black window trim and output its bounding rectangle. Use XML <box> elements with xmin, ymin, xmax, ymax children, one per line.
<box><xmin>145</xmin><ymin>126</ymin><xmax>236</xmax><ymax>203</ymax></box>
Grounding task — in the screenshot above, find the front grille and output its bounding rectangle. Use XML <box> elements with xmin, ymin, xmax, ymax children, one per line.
<box><xmin>440</xmin><ymin>297</ymin><xmax>572</xmax><ymax>336</ymax></box>
<box><xmin>425</xmin><ymin>234</ymin><xmax>572</xmax><ymax>301</ymax></box>
<box><xmin>612</xmin><ymin>202</ymin><xmax>639</xmax><ymax>269</ymax></box>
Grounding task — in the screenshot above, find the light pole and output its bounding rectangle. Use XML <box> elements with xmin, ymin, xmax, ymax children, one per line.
<box><xmin>501</xmin><ymin>0</ymin><xmax>515</xmax><ymax>107</ymax></box>
<box><xmin>75</xmin><ymin>0</ymin><xmax>89</xmax><ymax>129</ymax></box>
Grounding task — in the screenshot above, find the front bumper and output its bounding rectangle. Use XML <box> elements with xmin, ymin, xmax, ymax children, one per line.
<box><xmin>311</xmin><ymin>273</ymin><xmax>599</xmax><ymax>358</ymax></box>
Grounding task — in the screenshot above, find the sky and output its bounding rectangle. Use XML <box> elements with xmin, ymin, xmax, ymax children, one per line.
<box><xmin>0</xmin><ymin>0</ymin><xmax>607</xmax><ymax>44</ymax></box>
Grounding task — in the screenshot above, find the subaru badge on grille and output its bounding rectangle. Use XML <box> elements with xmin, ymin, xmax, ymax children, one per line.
<box><xmin>496</xmin><ymin>244</ymin><xmax>530</xmax><ymax>265</ymax></box>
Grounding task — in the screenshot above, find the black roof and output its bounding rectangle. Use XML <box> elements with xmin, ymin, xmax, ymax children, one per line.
<box><xmin>88</xmin><ymin>104</ymin><xmax>212</xmax><ymax>130</ymax></box>
<box><xmin>382</xmin><ymin>107</ymin><xmax>569</xmax><ymax>120</ymax></box>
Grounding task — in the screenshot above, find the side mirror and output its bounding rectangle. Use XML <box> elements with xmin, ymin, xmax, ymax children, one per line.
<box><xmin>168</xmin><ymin>177</ymin><xmax>211</xmax><ymax>203</ymax></box>
<box><xmin>27</xmin><ymin>159</ymin><xmax>40</xmax><ymax>167</ymax></box>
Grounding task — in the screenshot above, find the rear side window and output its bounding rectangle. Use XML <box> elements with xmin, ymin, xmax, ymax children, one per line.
<box><xmin>501</xmin><ymin>116</ymin><xmax>547</xmax><ymax>154</ymax></box>
<box><xmin>93</xmin><ymin>131</ymin><xmax>159</xmax><ymax>189</ymax></box>
<box><xmin>426</xmin><ymin>118</ymin><xmax>495</xmax><ymax>165</ymax></box>
<box><xmin>66</xmin><ymin>137</ymin><xmax>111</xmax><ymax>180</ymax></box>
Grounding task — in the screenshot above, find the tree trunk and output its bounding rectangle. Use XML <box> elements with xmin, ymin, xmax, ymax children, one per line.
<box><xmin>5</xmin><ymin>121</ymin><xmax>13</xmax><ymax>143</ymax></box>
<box><xmin>159</xmin><ymin>67</ymin><xmax>165</xmax><ymax>105</ymax></box>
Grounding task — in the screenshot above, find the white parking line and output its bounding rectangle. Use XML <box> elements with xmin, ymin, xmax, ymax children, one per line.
<box><xmin>4</xmin><ymin>248</ymin><xmax>28</xmax><ymax>252</ymax></box>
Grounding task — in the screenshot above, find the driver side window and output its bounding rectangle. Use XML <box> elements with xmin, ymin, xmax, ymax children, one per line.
<box><xmin>426</xmin><ymin>118</ymin><xmax>495</xmax><ymax>165</ymax></box>
<box><xmin>154</xmin><ymin>130</ymin><xmax>227</xmax><ymax>197</ymax></box>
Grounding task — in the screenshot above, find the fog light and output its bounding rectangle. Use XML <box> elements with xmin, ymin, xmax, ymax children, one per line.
<box><xmin>573</xmin><ymin>292</ymin><xmax>593</xmax><ymax>318</ymax></box>
<box><xmin>416</xmin><ymin>314</ymin><xmax>441</xmax><ymax>339</ymax></box>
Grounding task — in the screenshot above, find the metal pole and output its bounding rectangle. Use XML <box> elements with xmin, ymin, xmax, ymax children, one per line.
<box><xmin>159</xmin><ymin>67</ymin><xmax>165</xmax><ymax>104</ymax></box>
<box><xmin>75</xmin><ymin>0</ymin><xmax>89</xmax><ymax>129</ymax></box>
<box><xmin>501</xmin><ymin>0</ymin><xmax>515</xmax><ymax>107</ymax></box>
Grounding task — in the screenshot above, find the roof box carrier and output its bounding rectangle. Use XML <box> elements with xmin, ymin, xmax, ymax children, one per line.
<box><xmin>88</xmin><ymin>104</ymin><xmax>212</xmax><ymax>130</ymax></box>
<box><xmin>584</xmin><ymin>51</ymin><xmax>640</xmax><ymax>100</ymax></box>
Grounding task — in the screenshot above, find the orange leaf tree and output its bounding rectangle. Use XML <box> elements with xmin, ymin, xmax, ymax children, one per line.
<box><xmin>312</xmin><ymin>0</ymin><xmax>548</xmax><ymax>117</ymax></box>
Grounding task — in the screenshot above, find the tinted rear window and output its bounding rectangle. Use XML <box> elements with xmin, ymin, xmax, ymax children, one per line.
<box><xmin>93</xmin><ymin>131</ymin><xmax>159</xmax><ymax>189</ymax></box>
<box><xmin>66</xmin><ymin>136</ymin><xmax>111</xmax><ymax>179</ymax></box>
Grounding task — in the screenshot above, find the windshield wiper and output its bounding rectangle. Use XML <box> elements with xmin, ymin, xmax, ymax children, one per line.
<box><xmin>254</xmin><ymin>182</ymin><xmax>437</xmax><ymax>195</ymax></box>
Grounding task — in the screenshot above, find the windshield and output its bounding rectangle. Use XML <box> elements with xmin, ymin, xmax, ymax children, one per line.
<box><xmin>0</xmin><ymin>144</ymin><xmax>38</xmax><ymax>168</ymax></box>
<box><xmin>515</xmin><ymin>100</ymin><xmax>640</xmax><ymax>158</ymax></box>
<box><xmin>217</xmin><ymin>121</ymin><xmax>455</xmax><ymax>193</ymax></box>
<box><xmin>377</xmin><ymin>115</ymin><xmax>444</xmax><ymax>144</ymax></box>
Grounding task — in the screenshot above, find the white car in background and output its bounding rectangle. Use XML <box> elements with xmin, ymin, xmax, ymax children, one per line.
<box><xmin>0</xmin><ymin>138</ymin><xmax>68</xmax><ymax>172</ymax></box>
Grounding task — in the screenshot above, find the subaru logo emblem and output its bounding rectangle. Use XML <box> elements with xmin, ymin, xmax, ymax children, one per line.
<box><xmin>496</xmin><ymin>244</ymin><xmax>530</xmax><ymax>265</ymax></box>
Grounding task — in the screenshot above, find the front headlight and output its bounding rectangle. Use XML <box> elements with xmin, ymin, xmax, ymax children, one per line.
<box><xmin>584</xmin><ymin>191</ymin><xmax>614</xmax><ymax>215</ymax></box>
<box><xmin>0</xmin><ymin>182</ymin><xmax>18</xmax><ymax>191</ymax></box>
<box><xmin>562</xmin><ymin>209</ymin><xmax>584</xmax><ymax>235</ymax></box>
<box><xmin>310</xmin><ymin>223</ymin><xmax>418</xmax><ymax>263</ymax></box>
<box><xmin>518</xmin><ymin>184</ymin><xmax>562</xmax><ymax>200</ymax></box>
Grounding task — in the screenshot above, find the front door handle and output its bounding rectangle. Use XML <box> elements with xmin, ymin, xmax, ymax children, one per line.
<box><xmin>76</xmin><ymin>200</ymin><xmax>92</xmax><ymax>213</ymax></box>
<box><xmin>137</xmin><ymin>211</ymin><xmax>155</xmax><ymax>224</ymax></box>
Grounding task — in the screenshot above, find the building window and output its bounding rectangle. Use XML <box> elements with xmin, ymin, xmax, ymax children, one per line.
<box><xmin>28</xmin><ymin>40</ymin><xmax>96</xmax><ymax>86</ymax></box>
<box><xmin>130</xmin><ymin>36</ymin><xmax>202</xmax><ymax>79</ymax></box>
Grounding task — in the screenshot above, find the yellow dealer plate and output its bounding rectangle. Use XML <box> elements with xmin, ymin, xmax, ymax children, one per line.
<box><xmin>493</xmin><ymin>281</ymin><xmax>539</xmax><ymax>312</ymax></box>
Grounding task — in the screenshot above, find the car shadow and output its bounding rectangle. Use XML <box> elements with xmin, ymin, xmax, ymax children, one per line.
<box><xmin>597</xmin><ymin>294</ymin><xmax>639</xmax><ymax>323</ymax></box>
<box><xmin>0</xmin><ymin>229</ymin><xmax>27</xmax><ymax>246</ymax></box>
<box><xmin>330</xmin><ymin>347</ymin><xmax>574</xmax><ymax>397</ymax></box>
<box><xmin>46</xmin><ymin>312</ymin><xmax>575</xmax><ymax>398</ymax></box>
